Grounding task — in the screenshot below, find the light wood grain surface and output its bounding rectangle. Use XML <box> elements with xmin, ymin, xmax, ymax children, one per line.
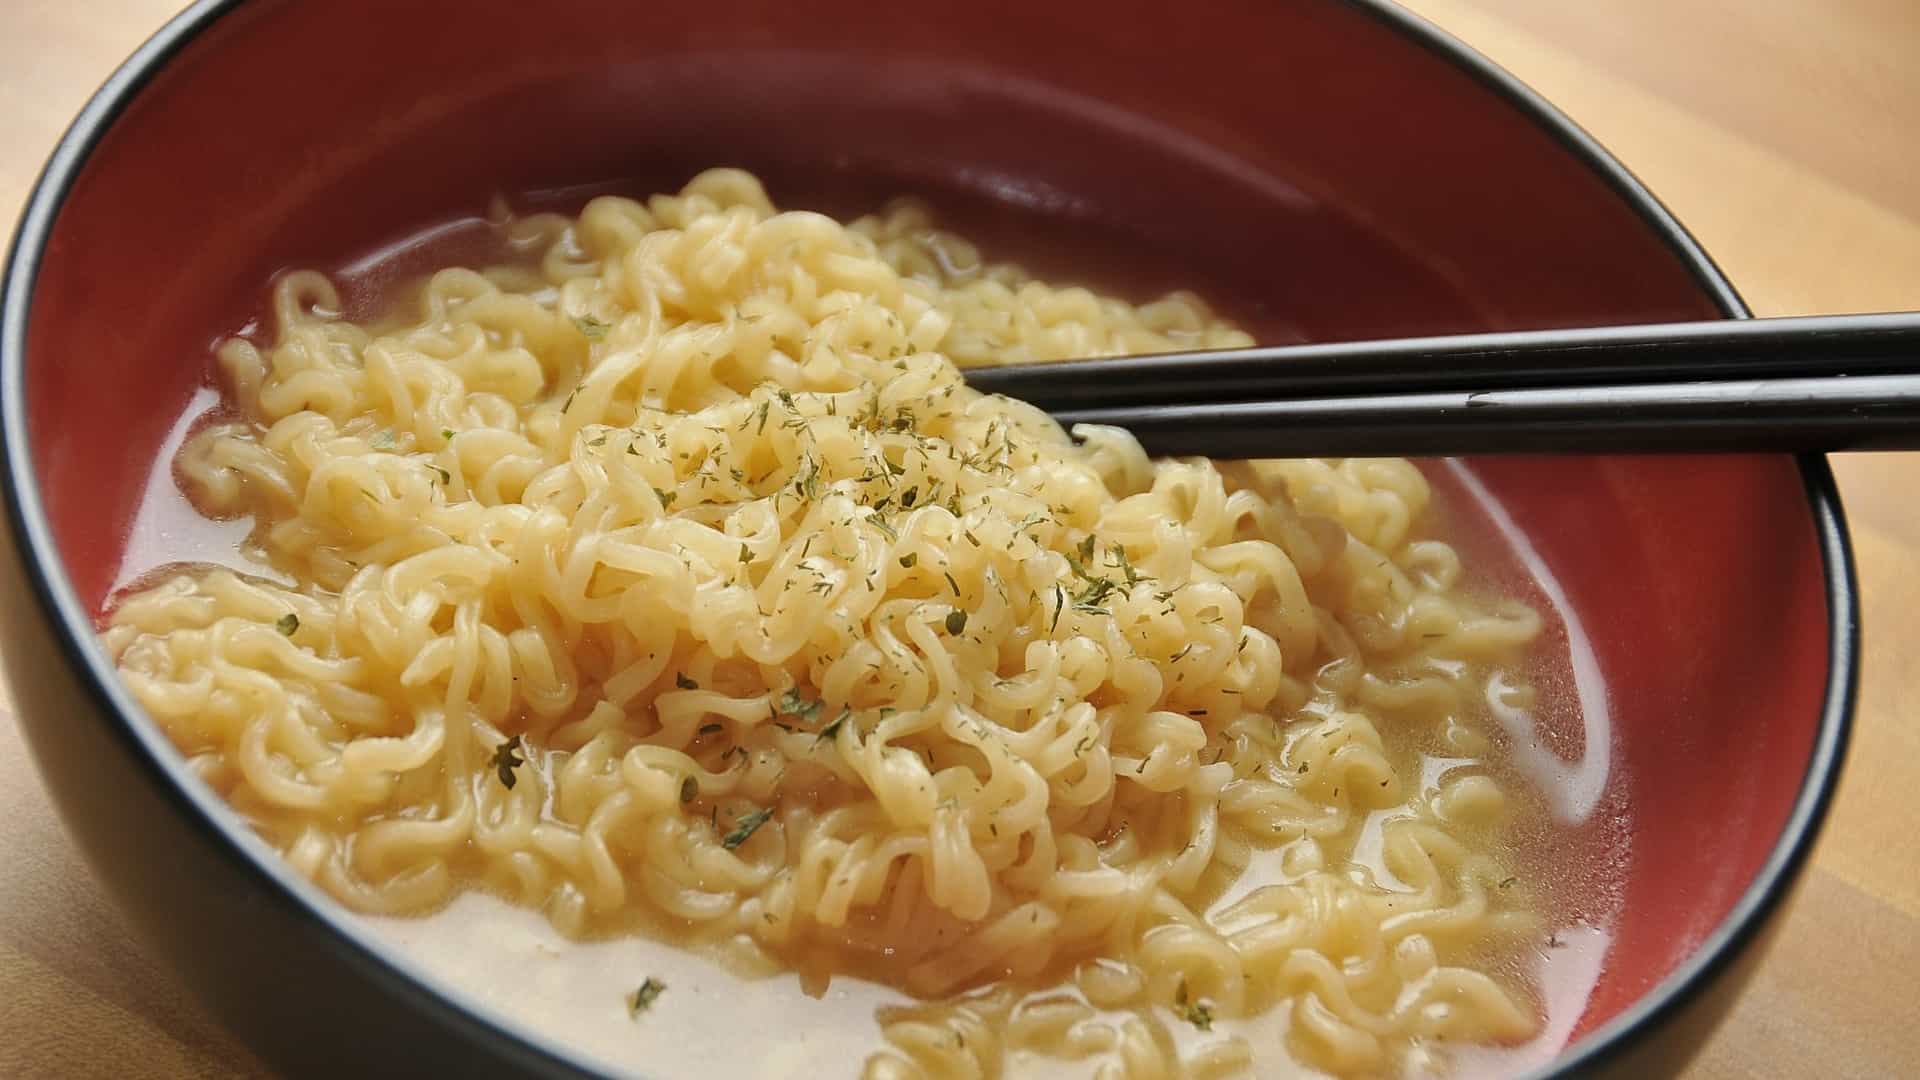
<box><xmin>1</xmin><ymin>2</ymin><xmax>1914</xmax><ymax>1076</ymax></box>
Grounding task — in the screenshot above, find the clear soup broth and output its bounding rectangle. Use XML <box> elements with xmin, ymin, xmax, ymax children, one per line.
<box><xmin>103</xmin><ymin>172</ymin><xmax>1626</xmax><ymax>1079</ymax></box>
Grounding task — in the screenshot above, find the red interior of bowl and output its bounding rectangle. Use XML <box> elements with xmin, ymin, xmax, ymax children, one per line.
<box><xmin>21</xmin><ymin>0</ymin><xmax>1829</xmax><ymax>1061</ymax></box>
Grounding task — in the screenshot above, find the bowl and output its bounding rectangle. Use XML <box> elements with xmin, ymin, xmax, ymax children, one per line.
<box><xmin>0</xmin><ymin>0</ymin><xmax>1855</xmax><ymax>1076</ymax></box>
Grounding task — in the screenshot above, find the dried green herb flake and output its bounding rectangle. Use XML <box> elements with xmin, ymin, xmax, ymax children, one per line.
<box><xmin>627</xmin><ymin>976</ymin><xmax>665</xmax><ymax>1016</ymax></box>
<box><xmin>490</xmin><ymin>734</ymin><xmax>526</xmax><ymax>789</ymax></box>
<box><xmin>722</xmin><ymin>807</ymin><xmax>774</xmax><ymax>850</ymax></box>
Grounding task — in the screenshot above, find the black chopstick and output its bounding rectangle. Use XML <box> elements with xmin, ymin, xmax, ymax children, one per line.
<box><xmin>1040</xmin><ymin>374</ymin><xmax>1920</xmax><ymax>457</ymax></box>
<box><xmin>961</xmin><ymin>311</ymin><xmax>1920</xmax><ymax>410</ymax></box>
<box><xmin>958</xmin><ymin>311</ymin><xmax>1920</xmax><ymax>456</ymax></box>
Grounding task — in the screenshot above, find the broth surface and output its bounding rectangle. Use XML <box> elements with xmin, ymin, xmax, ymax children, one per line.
<box><xmin>103</xmin><ymin>175</ymin><xmax>1624</xmax><ymax>1078</ymax></box>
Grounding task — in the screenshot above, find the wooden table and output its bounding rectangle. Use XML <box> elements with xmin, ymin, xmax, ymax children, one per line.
<box><xmin>2</xmin><ymin>2</ymin><xmax>1915</xmax><ymax>1076</ymax></box>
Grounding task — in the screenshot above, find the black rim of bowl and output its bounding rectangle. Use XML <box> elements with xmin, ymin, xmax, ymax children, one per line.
<box><xmin>0</xmin><ymin>1</ymin><xmax>1860</xmax><ymax>1077</ymax></box>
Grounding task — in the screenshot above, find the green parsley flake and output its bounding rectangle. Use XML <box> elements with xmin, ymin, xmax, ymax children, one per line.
<box><xmin>274</xmin><ymin>613</ymin><xmax>299</xmax><ymax>636</ymax></box>
<box><xmin>574</xmin><ymin>315</ymin><xmax>610</xmax><ymax>341</ymax></box>
<box><xmin>1175</xmin><ymin>980</ymin><xmax>1214</xmax><ymax>1031</ymax></box>
<box><xmin>775</xmin><ymin>687</ymin><xmax>823</xmax><ymax>725</ymax></box>
<box><xmin>816</xmin><ymin>706</ymin><xmax>851</xmax><ymax>746</ymax></box>
<box><xmin>490</xmin><ymin>734</ymin><xmax>525</xmax><ymax>790</ymax></box>
<box><xmin>627</xmin><ymin>977</ymin><xmax>665</xmax><ymax>1017</ymax></box>
<box><xmin>722</xmin><ymin>807</ymin><xmax>774</xmax><ymax>850</ymax></box>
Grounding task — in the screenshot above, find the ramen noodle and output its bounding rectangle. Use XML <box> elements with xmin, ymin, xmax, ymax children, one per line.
<box><xmin>105</xmin><ymin>168</ymin><xmax>1546</xmax><ymax>1077</ymax></box>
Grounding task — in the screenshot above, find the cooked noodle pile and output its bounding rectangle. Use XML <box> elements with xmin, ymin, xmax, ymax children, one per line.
<box><xmin>106</xmin><ymin>169</ymin><xmax>1545</xmax><ymax>1077</ymax></box>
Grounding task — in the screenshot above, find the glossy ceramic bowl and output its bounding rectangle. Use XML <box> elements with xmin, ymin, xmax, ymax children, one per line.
<box><xmin>0</xmin><ymin>1</ymin><xmax>1855</xmax><ymax>1076</ymax></box>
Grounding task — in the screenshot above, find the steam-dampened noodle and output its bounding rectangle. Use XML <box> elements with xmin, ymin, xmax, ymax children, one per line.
<box><xmin>104</xmin><ymin>169</ymin><xmax>1551</xmax><ymax>1077</ymax></box>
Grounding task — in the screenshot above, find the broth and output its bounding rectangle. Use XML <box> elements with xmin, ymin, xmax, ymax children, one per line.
<box><xmin>103</xmin><ymin>184</ymin><xmax>1625</xmax><ymax>1078</ymax></box>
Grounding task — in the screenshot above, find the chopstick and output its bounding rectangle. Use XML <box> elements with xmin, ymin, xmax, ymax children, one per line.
<box><xmin>1040</xmin><ymin>375</ymin><xmax>1920</xmax><ymax>457</ymax></box>
<box><xmin>961</xmin><ymin>312</ymin><xmax>1920</xmax><ymax>408</ymax></box>
<box><xmin>959</xmin><ymin>312</ymin><xmax>1920</xmax><ymax>456</ymax></box>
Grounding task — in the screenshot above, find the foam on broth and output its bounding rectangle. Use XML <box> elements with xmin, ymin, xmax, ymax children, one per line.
<box><xmin>106</xmin><ymin>197</ymin><xmax>1628</xmax><ymax>1078</ymax></box>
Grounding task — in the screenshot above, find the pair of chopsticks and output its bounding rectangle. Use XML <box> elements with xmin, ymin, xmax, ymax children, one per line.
<box><xmin>959</xmin><ymin>312</ymin><xmax>1920</xmax><ymax>456</ymax></box>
